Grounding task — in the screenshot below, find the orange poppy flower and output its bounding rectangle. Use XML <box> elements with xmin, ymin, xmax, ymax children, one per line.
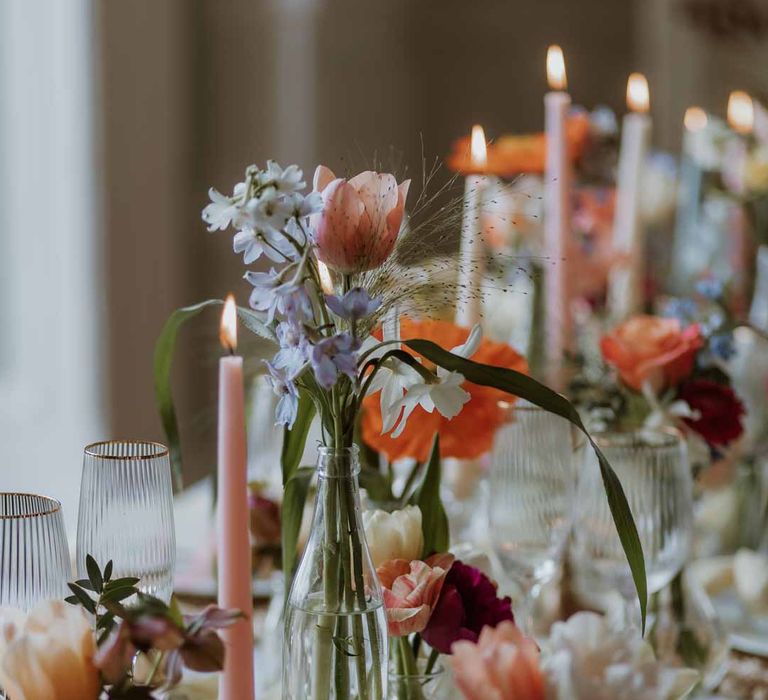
<box><xmin>446</xmin><ymin>112</ymin><xmax>591</xmax><ymax>177</ymax></box>
<box><xmin>361</xmin><ymin>319</ymin><xmax>529</xmax><ymax>462</ymax></box>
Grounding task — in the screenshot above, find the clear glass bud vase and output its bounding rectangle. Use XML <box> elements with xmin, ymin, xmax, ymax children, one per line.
<box><xmin>283</xmin><ymin>446</ymin><xmax>388</xmax><ymax>700</ymax></box>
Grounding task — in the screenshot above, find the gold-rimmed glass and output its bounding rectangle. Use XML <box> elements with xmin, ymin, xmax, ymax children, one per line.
<box><xmin>0</xmin><ymin>493</ymin><xmax>71</xmax><ymax>610</ymax></box>
<box><xmin>76</xmin><ymin>440</ymin><xmax>176</xmax><ymax>601</ymax></box>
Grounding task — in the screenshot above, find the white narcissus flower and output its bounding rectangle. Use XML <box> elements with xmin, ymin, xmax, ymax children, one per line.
<box><xmin>362</xmin><ymin>505</ymin><xmax>424</xmax><ymax>569</ymax></box>
<box><xmin>0</xmin><ymin>600</ymin><xmax>101</xmax><ymax>700</ymax></box>
<box><xmin>387</xmin><ymin>324</ymin><xmax>482</xmax><ymax>438</ymax></box>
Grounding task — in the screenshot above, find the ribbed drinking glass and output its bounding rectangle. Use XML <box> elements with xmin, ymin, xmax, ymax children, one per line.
<box><xmin>77</xmin><ymin>440</ymin><xmax>176</xmax><ymax>601</ymax></box>
<box><xmin>0</xmin><ymin>493</ymin><xmax>71</xmax><ymax>610</ymax></box>
<box><xmin>571</xmin><ymin>428</ymin><xmax>693</xmax><ymax>606</ymax></box>
<box><xmin>488</xmin><ymin>403</ymin><xmax>576</xmax><ymax>630</ymax></box>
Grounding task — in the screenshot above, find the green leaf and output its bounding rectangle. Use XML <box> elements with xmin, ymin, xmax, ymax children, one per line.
<box><xmin>281</xmin><ymin>389</ymin><xmax>316</xmax><ymax>486</ymax></box>
<box><xmin>103</xmin><ymin>560</ymin><xmax>113</xmax><ymax>583</ymax></box>
<box><xmin>101</xmin><ymin>584</ymin><xmax>139</xmax><ymax>604</ymax></box>
<box><xmin>405</xmin><ymin>338</ymin><xmax>648</xmax><ymax>630</ymax></box>
<box><xmin>281</xmin><ymin>466</ymin><xmax>315</xmax><ymax>594</ymax></box>
<box><xmin>154</xmin><ymin>299</ymin><xmax>273</xmax><ymax>490</ymax></box>
<box><xmin>86</xmin><ymin>554</ymin><xmax>104</xmax><ymax>593</ymax></box>
<box><xmin>75</xmin><ymin>578</ymin><xmax>96</xmax><ymax>592</ymax></box>
<box><xmin>411</xmin><ymin>435</ymin><xmax>449</xmax><ymax>557</ymax></box>
<box><xmin>154</xmin><ymin>299</ymin><xmax>223</xmax><ymax>490</ymax></box>
<box><xmin>67</xmin><ymin>582</ymin><xmax>97</xmax><ymax>614</ymax></box>
<box><xmin>64</xmin><ymin>595</ymin><xmax>79</xmax><ymax>606</ymax></box>
<box><xmin>105</xmin><ymin>576</ymin><xmax>141</xmax><ymax>589</ymax></box>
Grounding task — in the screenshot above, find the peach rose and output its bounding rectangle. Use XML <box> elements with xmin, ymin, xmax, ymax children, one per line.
<box><xmin>451</xmin><ymin>620</ymin><xmax>545</xmax><ymax>700</ymax></box>
<box><xmin>310</xmin><ymin>166</ymin><xmax>410</xmax><ymax>273</ymax></box>
<box><xmin>0</xmin><ymin>600</ymin><xmax>101</xmax><ymax>700</ymax></box>
<box><xmin>600</xmin><ymin>315</ymin><xmax>703</xmax><ymax>392</ymax></box>
<box><xmin>377</xmin><ymin>554</ymin><xmax>454</xmax><ymax>637</ymax></box>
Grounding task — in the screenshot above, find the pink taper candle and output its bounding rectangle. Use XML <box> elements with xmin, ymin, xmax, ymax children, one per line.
<box><xmin>217</xmin><ymin>294</ymin><xmax>255</xmax><ymax>700</ymax></box>
<box><xmin>544</xmin><ymin>45</ymin><xmax>572</xmax><ymax>386</ymax></box>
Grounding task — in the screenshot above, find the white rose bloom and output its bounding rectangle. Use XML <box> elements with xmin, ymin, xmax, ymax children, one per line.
<box><xmin>362</xmin><ymin>505</ymin><xmax>424</xmax><ymax>568</ymax></box>
<box><xmin>541</xmin><ymin>612</ymin><xmax>699</xmax><ymax>700</ymax></box>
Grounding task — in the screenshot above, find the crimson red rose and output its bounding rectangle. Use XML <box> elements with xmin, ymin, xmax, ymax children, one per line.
<box><xmin>678</xmin><ymin>379</ymin><xmax>745</xmax><ymax>446</ymax></box>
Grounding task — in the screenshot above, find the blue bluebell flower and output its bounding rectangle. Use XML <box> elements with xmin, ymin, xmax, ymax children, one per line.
<box><xmin>695</xmin><ymin>277</ymin><xmax>724</xmax><ymax>301</ymax></box>
<box><xmin>272</xmin><ymin>320</ymin><xmax>308</xmax><ymax>379</ymax></box>
<box><xmin>324</xmin><ymin>288</ymin><xmax>382</xmax><ymax>322</ymax></box>
<box><xmin>662</xmin><ymin>297</ymin><xmax>698</xmax><ymax>323</ymax></box>
<box><xmin>709</xmin><ymin>332</ymin><xmax>736</xmax><ymax>361</ymax></box>
<box><xmin>245</xmin><ymin>270</ymin><xmax>313</xmax><ymax>323</ymax></box>
<box><xmin>264</xmin><ymin>362</ymin><xmax>300</xmax><ymax>428</ymax></box>
<box><xmin>310</xmin><ymin>332</ymin><xmax>361</xmax><ymax>389</ymax></box>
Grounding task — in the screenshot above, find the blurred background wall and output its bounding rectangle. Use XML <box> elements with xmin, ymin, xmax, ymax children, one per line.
<box><xmin>2</xmin><ymin>0</ymin><xmax>767</xmax><ymax>525</ymax></box>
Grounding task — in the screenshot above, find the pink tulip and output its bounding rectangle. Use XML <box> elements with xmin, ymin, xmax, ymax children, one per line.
<box><xmin>377</xmin><ymin>555</ymin><xmax>453</xmax><ymax>637</ymax></box>
<box><xmin>310</xmin><ymin>166</ymin><xmax>410</xmax><ymax>273</ymax></box>
<box><xmin>451</xmin><ymin>621</ymin><xmax>545</xmax><ymax>700</ymax></box>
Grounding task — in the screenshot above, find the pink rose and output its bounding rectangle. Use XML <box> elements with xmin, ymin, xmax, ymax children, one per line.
<box><xmin>377</xmin><ymin>554</ymin><xmax>453</xmax><ymax>637</ymax></box>
<box><xmin>451</xmin><ymin>621</ymin><xmax>545</xmax><ymax>700</ymax></box>
<box><xmin>310</xmin><ymin>166</ymin><xmax>410</xmax><ymax>273</ymax></box>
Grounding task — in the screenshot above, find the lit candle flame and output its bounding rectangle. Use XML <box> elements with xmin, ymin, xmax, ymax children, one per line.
<box><xmin>626</xmin><ymin>73</ymin><xmax>649</xmax><ymax>113</ymax></box>
<box><xmin>546</xmin><ymin>45</ymin><xmax>567</xmax><ymax>91</ymax></box>
<box><xmin>317</xmin><ymin>260</ymin><xmax>334</xmax><ymax>294</ymax></box>
<box><xmin>470</xmin><ymin>125</ymin><xmax>487</xmax><ymax>169</ymax></box>
<box><xmin>684</xmin><ymin>106</ymin><xmax>707</xmax><ymax>132</ymax></box>
<box><xmin>727</xmin><ymin>90</ymin><xmax>754</xmax><ymax>135</ymax></box>
<box><xmin>220</xmin><ymin>294</ymin><xmax>238</xmax><ymax>353</ymax></box>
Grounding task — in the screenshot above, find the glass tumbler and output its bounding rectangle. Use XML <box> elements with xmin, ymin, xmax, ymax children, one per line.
<box><xmin>571</xmin><ymin>428</ymin><xmax>694</xmax><ymax>609</ymax></box>
<box><xmin>488</xmin><ymin>403</ymin><xmax>576</xmax><ymax>630</ymax></box>
<box><xmin>0</xmin><ymin>493</ymin><xmax>71</xmax><ymax>610</ymax></box>
<box><xmin>77</xmin><ymin>440</ymin><xmax>176</xmax><ymax>601</ymax></box>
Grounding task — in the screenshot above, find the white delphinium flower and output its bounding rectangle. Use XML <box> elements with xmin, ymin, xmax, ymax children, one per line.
<box><xmin>202</xmin><ymin>182</ymin><xmax>247</xmax><ymax>231</ymax></box>
<box><xmin>387</xmin><ymin>324</ymin><xmax>482</xmax><ymax>437</ymax></box>
<box><xmin>260</xmin><ymin>161</ymin><xmax>306</xmax><ymax>195</ymax></box>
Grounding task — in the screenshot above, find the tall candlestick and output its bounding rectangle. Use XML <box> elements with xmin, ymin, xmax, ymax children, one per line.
<box><xmin>670</xmin><ymin>107</ymin><xmax>708</xmax><ymax>292</ymax></box>
<box><xmin>544</xmin><ymin>44</ymin><xmax>572</xmax><ymax>384</ymax></box>
<box><xmin>608</xmin><ymin>72</ymin><xmax>651</xmax><ymax>320</ymax></box>
<box><xmin>217</xmin><ymin>295</ymin><xmax>255</xmax><ymax>700</ymax></box>
<box><xmin>725</xmin><ymin>90</ymin><xmax>755</xmax><ymax>315</ymax></box>
<box><xmin>455</xmin><ymin>124</ymin><xmax>488</xmax><ymax>327</ymax></box>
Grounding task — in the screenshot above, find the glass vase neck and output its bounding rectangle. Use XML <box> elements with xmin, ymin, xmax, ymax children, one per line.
<box><xmin>316</xmin><ymin>445</ymin><xmax>360</xmax><ymax>477</ymax></box>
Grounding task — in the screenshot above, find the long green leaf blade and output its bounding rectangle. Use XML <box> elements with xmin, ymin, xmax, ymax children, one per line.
<box><xmin>280</xmin><ymin>390</ymin><xmax>316</xmax><ymax>486</ymax></box>
<box><xmin>404</xmin><ymin>338</ymin><xmax>648</xmax><ymax>629</ymax></box>
<box><xmin>153</xmin><ymin>299</ymin><xmax>272</xmax><ymax>489</ymax></box>
<box><xmin>281</xmin><ymin>466</ymin><xmax>315</xmax><ymax>594</ymax></box>
<box><xmin>412</xmin><ymin>435</ymin><xmax>449</xmax><ymax>557</ymax></box>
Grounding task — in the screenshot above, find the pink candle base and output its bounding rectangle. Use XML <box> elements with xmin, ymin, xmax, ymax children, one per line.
<box><xmin>217</xmin><ymin>355</ymin><xmax>255</xmax><ymax>700</ymax></box>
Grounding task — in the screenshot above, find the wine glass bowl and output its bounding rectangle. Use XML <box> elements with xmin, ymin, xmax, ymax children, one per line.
<box><xmin>488</xmin><ymin>403</ymin><xmax>576</xmax><ymax>623</ymax></box>
<box><xmin>571</xmin><ymin>428</ymin><xmax>693</xmax><ymax>604</ymax></box>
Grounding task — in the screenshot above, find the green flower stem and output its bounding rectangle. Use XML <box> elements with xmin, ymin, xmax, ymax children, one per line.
<box><xmin>424</xmin><ymin>647</ymin><xmax>440</xmax><ymax>675</ymax></box>
<box><xmin>345</xmin><ymin>476</ymin><xmax>383</xmax><ymax>699</ymax></box>
<box><xmin>337</xmin><ymin>467</ymin><xmax>369</xmax><ymax>700</ymax></box>
<box><xmin>314</xmin><ymin>456</ymin><xmax>339</xmax><ymax>700</ymax></box>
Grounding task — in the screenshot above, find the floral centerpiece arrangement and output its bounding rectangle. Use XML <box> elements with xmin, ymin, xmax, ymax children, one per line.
<box><xmin>362</xmin><ymin>498</ymin><xmax>517</xmax><ymax>699</ymax></box>
<box><xmin>572</xmin><ymin>279</ymin><xmax>745</xmax><ymax>463</ymax></box>
<box><xmin>155</xmin><ymin>159</ymin><xmax>647</xmax><ymax>699</ymax></box>
<box><xmin>0</xmin><ymin>556</ymin><xmax>238</xmax><ymax>700</ymax></box>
